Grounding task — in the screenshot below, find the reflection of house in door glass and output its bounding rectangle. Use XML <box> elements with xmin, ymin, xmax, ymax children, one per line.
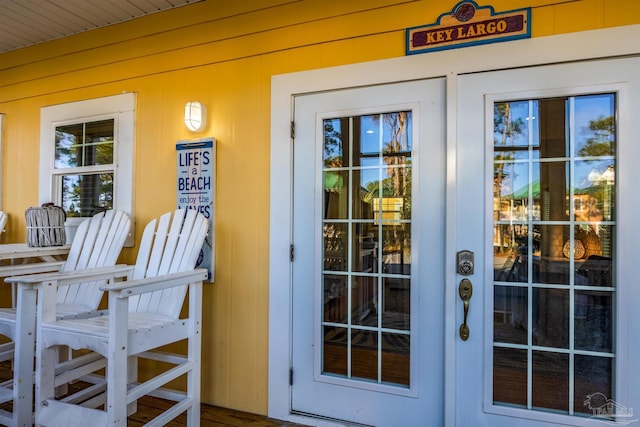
<box><xmin>493</xmin><ymin>94</ymin><xmax>616</xmax><ymax>415</ymax></box>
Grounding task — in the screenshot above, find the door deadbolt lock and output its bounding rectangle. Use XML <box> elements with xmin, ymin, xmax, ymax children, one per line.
<box><xmin>457</xmin><ymin>250</ymin><xmax>474</xmax><ymax>276</ymax></box>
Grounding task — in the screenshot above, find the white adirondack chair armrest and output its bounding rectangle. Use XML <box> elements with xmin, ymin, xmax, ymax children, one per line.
<box><xmin>0</xmin><ymin>260</ymin><xmax>66</xmax><ymax>279</ymax></box>
<box><xmin>101</xmin><ymin>268</ymin><xmax>208</xmax><ymax>298</ymax></box>
<box><xmin>5</xmin><ymin>264</ymin><xmax>134</xmax><ymax>289</ymax></box>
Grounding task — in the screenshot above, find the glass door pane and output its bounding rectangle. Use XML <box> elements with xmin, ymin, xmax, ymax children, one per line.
<box><xmin>322</xmin><ymin>112</ymin><xmax>412</xmax><ymax>387</ymax></box>
<box><xmin>492</xmin><ymin>94</ymin><xmax>616</xmax><ymax>416</ymax></box>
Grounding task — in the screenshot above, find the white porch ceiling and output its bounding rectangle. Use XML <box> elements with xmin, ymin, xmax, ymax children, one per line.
<box><xmin>0</xmin><ymin>0</ymin><xmax>200</xmax><ymax>54</ymax></box>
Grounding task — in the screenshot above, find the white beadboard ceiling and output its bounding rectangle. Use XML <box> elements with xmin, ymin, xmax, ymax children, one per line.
<box><xmin>0</xmin><ymin>0</ymin><xmax>201</xmax><ymax>54</ymax></box>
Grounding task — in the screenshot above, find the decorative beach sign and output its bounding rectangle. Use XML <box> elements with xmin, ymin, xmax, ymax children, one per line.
<box><xmin>176</xmin><ymin>137</ymin><xmax>216</xmax><ymax>281</ymax></box>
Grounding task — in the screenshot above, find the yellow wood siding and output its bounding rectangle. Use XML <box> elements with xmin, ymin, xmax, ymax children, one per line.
<box><xmin>0</xmin><ymin>0</ymin><xmax>638</xmax><ymax>416</ymax></box>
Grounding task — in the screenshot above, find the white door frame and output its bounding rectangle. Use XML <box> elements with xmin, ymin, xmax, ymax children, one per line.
<box><xmin>269</xmin><ymin>24</ymin><xmax>640</xmax><ymax>427</ymax></box>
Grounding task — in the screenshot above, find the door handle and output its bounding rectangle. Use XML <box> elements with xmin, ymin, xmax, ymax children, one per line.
<box><xmin>459</xmin><ymin>278</ymin><xmax>473</xmax><ymax>341</ymax></box>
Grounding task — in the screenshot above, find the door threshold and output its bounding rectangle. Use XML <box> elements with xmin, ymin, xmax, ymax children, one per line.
<box><xmin>290</xmin><ymin>410</ymin><xmax>375</xmax><ymax>427</ymax></box>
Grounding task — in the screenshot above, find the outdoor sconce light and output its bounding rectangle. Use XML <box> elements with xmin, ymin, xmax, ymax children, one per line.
<box><xmin>184</xmin><ymin>101</ymin><xmax>207</xmax><ymax>132</ymax></box>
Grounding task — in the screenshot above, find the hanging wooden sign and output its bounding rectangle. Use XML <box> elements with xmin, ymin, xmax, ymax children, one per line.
<box><xmin>176</xmin><ymin>137</ymin><xmax>216</xmax><ymax>281</ymax></box>
<box><xmin>406</xmin><ymin>1</ymin><xmax>530</xmax><ymax>55</ymax></box>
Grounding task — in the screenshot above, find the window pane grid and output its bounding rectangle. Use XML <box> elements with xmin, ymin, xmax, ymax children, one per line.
<box><xmin>55</xmin><ymin>119</ymin><xmax>114</xmax><ymax>169</ymax></box>
<box><xmin>322</xmin><ymin>112</ymin><xmax>412</xmax><ymax>388</ymax></box>
<box><xmin>493</xmin><ymin>94</ymin><xmax>616</xmax><ymax>417</ymax></box>
<box><xmin>54</xmin><ymin>119</ymin><xmax>116</xmax><ymax>217</ymax></box>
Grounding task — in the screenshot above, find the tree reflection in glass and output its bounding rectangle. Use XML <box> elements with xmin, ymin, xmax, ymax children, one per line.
<box><xmin>492</xmin><ymin>94</ymin><xmax>616</xmax><ymax>415</ymax></box>
<box><xmin>321</xmin><ymin>111</ymin><xmax>412</xmax><ymax>387</ymax></box>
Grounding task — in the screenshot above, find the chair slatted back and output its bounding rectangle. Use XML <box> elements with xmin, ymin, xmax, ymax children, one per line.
<box><xmin>129</xmin><ymin>209</ymin><xmax>207</xmax><ymax>318</ymax></box>
<box><xmin>0</xmin><ymin>211</ymin><xmax>7</xmax><ymax>233</ymax></box>
<box><xmin>56</xmin><ymin>210</ymin><xmax>131</xmax><ymax>308</ymax></box>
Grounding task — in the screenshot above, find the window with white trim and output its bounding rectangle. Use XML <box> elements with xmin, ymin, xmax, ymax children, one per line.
<box><xmin>40</xmin><ymin>93</ymin><xmax>135</xmax><ymax>244</ymax></box>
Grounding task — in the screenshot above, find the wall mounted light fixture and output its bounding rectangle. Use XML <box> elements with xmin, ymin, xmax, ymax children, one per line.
<box><xmin>184</xmin><ymin>101</ymin><xmax>207</xmax><ymax>132</ymax></box>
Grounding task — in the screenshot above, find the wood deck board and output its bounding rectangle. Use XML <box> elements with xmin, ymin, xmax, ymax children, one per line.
<box><xmin>0</xmin><ymin>360</ymin><xmax>307</xmax><ymax>426</ymax></box>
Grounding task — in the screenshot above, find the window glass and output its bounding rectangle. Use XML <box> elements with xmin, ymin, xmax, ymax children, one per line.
<box><xmin>55</xmin><ymin>120</ymin><xmax>114</xmax><ymax>168</ymax></box>
<box><xmin>62</xmin><ymin>173</ymin><xmax>114</xmax><ymax>217</ymax></box>
<box><xmin>54</xmin><ymin>119</ymin><xmax>115</xmax><ymax>217</ymax></box>
<box><xmin>492</xmin><ymin>93</ymin><xmax>616</xmax><ymax>415</ymax></box>
<box><xmin>322</xmin><ymin>111</ymin><xmax>412</xmax><ymax>388</ymax></box>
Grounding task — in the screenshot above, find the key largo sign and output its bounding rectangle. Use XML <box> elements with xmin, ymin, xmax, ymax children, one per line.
<box><xmin>176</xmin><ymin>138</ymin><xmax>215</xmax><ymax>281</ymax></box>
<box><xmin>406</xmin><ymin>1</ymin><xmax>530</xmax><ymax>55</ymax></box>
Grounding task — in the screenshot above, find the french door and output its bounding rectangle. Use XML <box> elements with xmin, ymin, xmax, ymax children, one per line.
<box><xmin>291</xmin><ymin>79</ymin><xmax>446</xmax><ymax>426</ymax></box>
<box><xmin>455</xmin><ymin>57</ymin><xmax>640</xmax><ymax>426</ymax></box>
<box><xmin>289</xmin><ymin>56</ymin><xmax>640</xmax><ymax>427</ymax></box>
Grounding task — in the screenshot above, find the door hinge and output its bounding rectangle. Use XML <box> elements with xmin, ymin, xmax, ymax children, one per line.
<box><xmin>289</xmin><ymin>367</ymin><xmax>294</xmax><ymax>386</ymax></box>
<box><xmin>290</xmin><ymin>244</ymin><xmax>294</xmax><ymax>262</ymax></box>
<box><xmin>290</xmin><ymin>121</ymin><xmax>295</xmax><ymax>139</ymax></box>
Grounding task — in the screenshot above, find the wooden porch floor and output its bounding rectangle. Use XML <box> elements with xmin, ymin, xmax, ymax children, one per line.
<box><xmin>130</xmin><ymin>396</ymin><xmax>308</xmax><ymax>426</ymax></box>
<box><xmin>0</xmin><ymin>361</ymin><xmax>308</xmax><ymax>427</ymax></box>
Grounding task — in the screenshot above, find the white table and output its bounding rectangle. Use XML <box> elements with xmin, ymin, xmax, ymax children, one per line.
<box><xmin>0</xmin><ymin>243</ymin><xmax>70</xmax><ymax>264</ymax></box>
<box><xmin>0</xmin><ymin>244</ymin><xmax>70</xmax><ymax>425</ymax></box>
<box><xmin>0</xmin><ymin>243</ymin><xmax>71</xmax><ymax>307</ymax></box>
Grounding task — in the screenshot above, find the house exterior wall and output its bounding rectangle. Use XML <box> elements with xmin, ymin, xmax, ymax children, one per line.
<box><xmin>0</xmin><ymin>0</ymin><xmax>638</xmax><ymax>416</ymax></box>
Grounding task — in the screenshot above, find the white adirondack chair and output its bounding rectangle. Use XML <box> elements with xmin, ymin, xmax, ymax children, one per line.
<box><xmin>29</xmin><ymin>209</ymin><xmax>207</xmax><ymax>426</ymax></box>
<box><xmin>0</xmin><ymin>211</ymin><xmax>7</xmax><ymax>235</ymax></box>
<box><xmin>0</xmin><ymin>210</ymin><xmax>131</xmax><ymax>427</ymax></box>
